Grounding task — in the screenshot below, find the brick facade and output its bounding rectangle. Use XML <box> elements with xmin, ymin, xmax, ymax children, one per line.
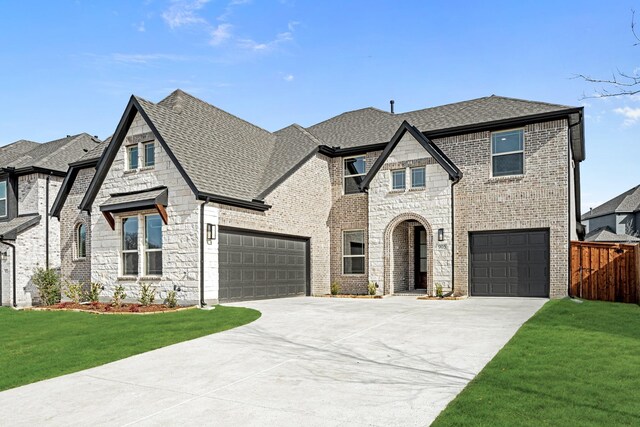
<box><xmin>60</xmin><ymin>167</ymin><xmax>94</xmax><ymax>285</ymax></box>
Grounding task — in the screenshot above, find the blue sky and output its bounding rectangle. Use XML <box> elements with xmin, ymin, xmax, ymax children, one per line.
<box><xmin>1</xmin><ymin>1</ymin><xmax>638</xmax><ymax>212</ymax></box>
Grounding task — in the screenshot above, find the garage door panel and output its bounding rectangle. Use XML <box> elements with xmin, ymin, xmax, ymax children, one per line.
<box><xmin>219</xmin><ymin>229</ymin><xmax>308</xmax><ymax>302</ymax></box>
<box><xmin>470</xmin><ymin>230</ymin><xmax>549</xmax><ymax>297</ymax></box>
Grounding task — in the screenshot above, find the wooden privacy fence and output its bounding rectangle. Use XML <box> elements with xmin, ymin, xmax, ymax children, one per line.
<box><xmin>570</xmin><ymin>241</ymin><xmax>640</xmax><ymax>304</ymax></box>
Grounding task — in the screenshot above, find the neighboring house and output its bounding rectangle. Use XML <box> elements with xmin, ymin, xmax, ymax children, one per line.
<box><xmin>582</xmin><ymin>185</ymin><xmax>640</xmax><ymax>243</ymax></box>
<box><xmin>0</xmin><ymin>134</ymin><xmax>101</xmax><ymax>306</ymax></box>
<box><xmin>53</xmin><ymin>90</ymin><xmax>584</xmax><ymax>306</ymax></box>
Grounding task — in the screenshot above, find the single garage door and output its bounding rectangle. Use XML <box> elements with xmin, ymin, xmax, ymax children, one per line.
<box><xmin>470</xmin><ymin>229</ymin><xmax>549</xmax><ymax>297</ymax></box>
<box><xmin>218</xmin><ymin>229</ymin><xmax>309</xmax><ymax>302</ymax></box>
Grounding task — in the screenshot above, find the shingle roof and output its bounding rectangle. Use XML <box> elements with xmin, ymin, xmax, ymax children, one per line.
<box><xmin>306</xmin><ymin>95</ymin><xmax>575</xmax><ymax>148</ymax></box>
<box><xmin>0</xmin><ymin>213</ymin><xmax>41</xmax><ymax>240</ymax></box>
<box><xmin>116</xmin><ymin>90</ymin><xmax>578</xmax><ymax>206</ymax></box>
<box><xmin>584</xmin><ymin>226</ymin><xmax>640</xmax><ymax>243</ymax></box>
<box><xmin>582</xmin><ymin>185</ymin><xmax>640</xmax><ymax>220</ymax></box>
<box><xmin>0</xmin><ymin>133</ymin><xmax>102</xmax><ymax>173</ymax></box>
<box><xmin>137</xmin><ymin>90</ymin><xmax>277</xmax><ymax>201</ymax></box>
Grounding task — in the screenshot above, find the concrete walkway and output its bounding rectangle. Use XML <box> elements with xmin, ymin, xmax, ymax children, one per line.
<box><xmin>0</xmin><ymin>296</ymin><xmax>545</xmax><ymax>426</ymax></box>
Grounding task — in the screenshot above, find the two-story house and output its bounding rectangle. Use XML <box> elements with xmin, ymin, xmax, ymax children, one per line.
<box><xmin>582</xmin><ymin>185</ymin><xmax>640</xmax><ymax>243</ymax></box>
<box><xmin>0</xmin><ymin>134</ymin><xmax>101</xmax><ymax>306</ymax></box>
<box><xmin>53</xmin><ymin>90</ymin><xmax>584</xmax><ymax>306</ymax></box>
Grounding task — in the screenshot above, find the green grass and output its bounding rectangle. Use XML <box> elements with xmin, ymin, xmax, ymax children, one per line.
<box><xmin>432</xmin><ymin>299</ymin><xmax>640</xmax><ymax>427</ymax></box>
<box><xmin>0</xmin><ymin>305</ymin><xmax>260</xmax><ymax>391</ymax></box>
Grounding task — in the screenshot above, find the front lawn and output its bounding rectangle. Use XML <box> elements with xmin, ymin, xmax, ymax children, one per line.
<box><xmin>0</xmin><ymin>305</ymin><xmax>260</xmax><ymax>391</ymax></box>
<box><xmin>432</xmin><ymin>299</ymin><xmax>640</xmax><ymax>426</ymax></box>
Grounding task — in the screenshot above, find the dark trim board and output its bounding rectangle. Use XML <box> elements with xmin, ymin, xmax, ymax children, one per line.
<box><xmin>468</xmin><ymin>228</ymin><xmax>550</xmax><ymax>298</ymax></box>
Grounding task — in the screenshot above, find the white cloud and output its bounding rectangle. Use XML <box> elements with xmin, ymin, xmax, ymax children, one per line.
<box><xmin>238</xmin><ymin>31</ymin><xmax>293</xmax><ymax>51</ymax></box>
<box><xmin>210</xmin><ymin>23</ymin><xmax>232</xmax><ymax>45</ymax></box>
<box><xmin>217</xmin><ymin>0</ymin><xmax>250</xmax><ymax>21</ymax></box>
<box><xmin>287</xmin><ymin>21</ymin><xmax>299</xmax><ymax>32</ymax></box>
<box><xmin>614</xmin><ymin>106</ymin><xmax>640</xmax><ymax>125</ymax></box>
<box><xmin>109</xmin><ymin>53</ymin><xmax>190</xmax><ymax>64</ymax></box>
<box><xmin>162</xmin><ymin>0</ymin><xmax>211</xmax><ymax>29</ymax></box>
<box><xmin>283</xmin><ymin>74</ymin><xmax>294</xmax><ymax>82</ymax></box>
<box><xmin>136</xmin><ymin>21</ymin><xmax>146</xmax><ymax>32</ymax></box>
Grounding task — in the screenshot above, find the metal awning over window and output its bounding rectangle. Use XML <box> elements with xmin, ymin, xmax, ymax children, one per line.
<box><xmin>100</xmin><ymin>186</ymin><xmax>168</xmax><ymax>229</ymax></box>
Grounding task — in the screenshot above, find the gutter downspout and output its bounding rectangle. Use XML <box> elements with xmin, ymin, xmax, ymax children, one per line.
<box><xmin>4</xmin><ymin>241</ymin><xmax>16</xmax><ymax>308</ymax></box>
<box><xmin>199</xmin><ymin>199</ymin><xmax>208</xmax><ymax>307</ymax></box>
<box><xmin>45</xmin><ymin>175</ymin><xmax>50</xmax><ymax>269</ymax></box>
<box><xmin>451</xmin><ymin>177</ymin><xmax>460</xmax><ymax>296</ymax></box>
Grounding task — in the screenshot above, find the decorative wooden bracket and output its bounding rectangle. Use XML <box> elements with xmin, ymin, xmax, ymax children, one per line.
<box><xmin>102</xmin><ymin>211</ymin><xmax>115</xmax><ymax>230</ymax></box>
<box><xmin>156</xmin><ymin>203</ymin><xmax>169</xmax><ymax>225</ymax></box>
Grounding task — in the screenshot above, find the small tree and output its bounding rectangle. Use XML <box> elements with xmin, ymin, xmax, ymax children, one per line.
<box><xmin>32</xmin><ymin>268</ymin><xmax>61</xmax><ymax>306</ymax></box>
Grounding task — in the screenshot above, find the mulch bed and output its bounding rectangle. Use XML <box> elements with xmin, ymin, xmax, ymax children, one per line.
<box><xmin>416</xmin><ymin>296</ymin><xmax>466</xmax><ymax>300</ymax></box>
<box><xmin>31</xmin><ymin>302</ymin><xmax>194</xmax><ymax>315</ymax></box>
<box><xmin>319</xmin><ymin>294</ymin><xmax>383</xmax><ymax>299</ymax></box>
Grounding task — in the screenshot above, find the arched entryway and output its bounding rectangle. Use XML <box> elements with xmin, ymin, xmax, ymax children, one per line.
<box><xmin>383</xmin><ymin>213</ymin><xmax>433</xmax><ymax>295</ymax></box>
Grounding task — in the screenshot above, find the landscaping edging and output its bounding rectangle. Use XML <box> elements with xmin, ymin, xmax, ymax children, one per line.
<box><xmin>318</xmin><ymin>294</ymin><xmax>384</xmax><ymax>299</ymax></box>
<box><xmin>416</xmin><ymin>296</ymin><xmax>467</xmax><ymax>300</ymax></box>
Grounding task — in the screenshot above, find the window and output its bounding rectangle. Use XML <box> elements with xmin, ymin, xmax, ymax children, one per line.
<box><xmin>411</xmin><ymin>167</ymin><xmax>425</xmax><ymax>188</ymax></box>
<box><xmin>122</xmin><ymin>217</ymin><xmax>139</xmax><ymax>276</ymax></box>
<box><xmin>76</xmin><ymin>223</ymin><xmax>87</xmax><ymax>258</ymax></box>
<box><xmin>492</xmin><ymin>130</ymin><xmax>524</xmax><ymax>176</ymax></box>
<box><xmin>144</xmin><ymin>214</ymin><xmax>162</xmax><ymax>276</ymax></box>
<box><xmin>127</xmin><ymin>145</ymin><xmax>139</xmax><ymax>170</ymax></box>
<box><xmin>343</xmin><ymin>230</ymin><xmax>365</xmax><ymax>274</ymax></box>
<box><xmin>143</xmin><ymin>142</ymin><xmax>155</xmax><ymax>167</ymax></box>
<box><xmin>0</xmin><ymin>181</ymin><xmax>6</xmax><ymax>217</ymax></box>
<box><xmin>344</xmin><ymin>156</ymin><xmax>366</xmax><ymax>194</ymax></box>
<box><xmin>391</xmin><ymin>170</ymin><xmax>406</xmax><ymax>190</ymax></box>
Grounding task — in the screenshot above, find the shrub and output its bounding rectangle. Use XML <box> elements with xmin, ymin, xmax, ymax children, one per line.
<box><xmin>367</xmin><ymin>281</ymin><xmax>377</xmax><ymax>296</ymax></box>
<box><xmin>165</xmin><ymin>290</ymin><xmax>178</xmax><ymax>308</ymax></box>
<box><xmin>138</xmin><ymin>283</ymin><xmax>156</xmax><ymax>306</ymax></box>
<box><xmin>85</xmin><ymin>282</ymin><xmax>103</xmax><ymax>303</ymax></box>
<box><xmin>435</xmin><ymin>283</ymin><xmax>444</xmax><ymax>298</ymax></box>
<box><xmin>112</xmin><ymin>284</ymin><xmax>127</xmax><ymax>307</ymax></box>
<box><xmin>63</xmin><ymin>281</ymin><xmax>83</xmax><ymax>304</ymax></box>
<box><xmin>32</xmin><ymin>268</ymin><xmax>61</xmax><ymax>306</ymax></box>
<box><xmin>330</xmin><ymin>281</ymin><xmax>341</xmax><ymax>296</ymax></box>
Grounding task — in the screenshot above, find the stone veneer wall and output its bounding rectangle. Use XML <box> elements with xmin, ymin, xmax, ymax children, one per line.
<box><xmin>60</xmin><ymin>167</ymin><xmax>95</xmax><ymax>285</ymax></box>
<box><xmin>91</xmin><ymin>113</ymin><xmax>201</xmax><ymax>304</ymax></box>
<box><xmin>217</xmin><ymin>154</ymin><xmax>332</xmax><ymax>296</ymax></box>
<box><xmin>0</xmin><ymin>173</ymin><xmax>63</xmax><ymax>306</ymax></box>
<box><xmin>439</xmin><ymin>119</ymin><xmax>570</xmax><ymax>298</ymax></box>
<box><xmin>368</xmin><ymin>134</ymin><xmax>453</xmax><ymax>295</ymax></box>
<box><xmin>328</xmin><ymin>151</ymin><xmax>380</xmax><ymax>294</ymax></box>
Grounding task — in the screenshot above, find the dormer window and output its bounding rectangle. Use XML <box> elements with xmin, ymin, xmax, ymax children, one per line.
<box><xmin>0</xmin><ymin>181</ymin><xmax>7</xmax><ymax>218</ymax></box>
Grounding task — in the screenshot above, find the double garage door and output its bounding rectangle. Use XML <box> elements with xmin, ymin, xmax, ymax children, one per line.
<box><xmin>218</xmin><ymin>229</ymin><xmax>309</xmax><ymax>302</ymax></box>
<box><xmin>470</xmin><ymin>229</ymin><xmax>550</xmax><ymax>297</ymax></box>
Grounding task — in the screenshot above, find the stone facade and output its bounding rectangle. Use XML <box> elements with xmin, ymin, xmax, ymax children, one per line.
<box><xmin>0</xmin><ymin>174</ymin><xmax>63</xmax><ymax>306</ymax></box>
<box><xmin>90</xmin><ymin>114</ymin><xmax>202</xmax><ymax>305</ymax></box>
<box><xmin>218</xmin><ymin>154</ymin><xmax>332</xmax><ymax>296</ymax></box>
<box><xmin>60</xmin><ymin>167</ymin><xmax>94</xmax><ymax>285</ymax></box>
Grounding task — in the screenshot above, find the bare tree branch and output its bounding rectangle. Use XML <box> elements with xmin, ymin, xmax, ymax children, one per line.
<box><xmin>577</xmin><ymin>9</ymin><xmax>639</xmax><ymax>99</ymax></box>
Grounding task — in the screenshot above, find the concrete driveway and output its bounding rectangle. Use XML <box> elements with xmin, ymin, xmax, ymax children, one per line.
<box><xmin>0</xmin><ymin>296</ymin><xmax>545</xmax><ymax>426</ymax></box>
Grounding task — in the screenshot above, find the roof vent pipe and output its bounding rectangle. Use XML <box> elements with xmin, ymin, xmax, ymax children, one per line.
<box><xmin>390</xmin><ymin>100</ymin><xmax>395</xmax><ymax>114</ymax></box>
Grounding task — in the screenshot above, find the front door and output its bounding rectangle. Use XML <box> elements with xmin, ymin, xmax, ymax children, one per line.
<box><xmin>414</xmin><ymin>227</ymin><xmax>428</xmax><ymax>289</ymax></box>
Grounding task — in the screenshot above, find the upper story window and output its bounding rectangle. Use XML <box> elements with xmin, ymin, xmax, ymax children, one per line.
<box><xmin>0</xmin><ymin>181</ymin><xmax>6</xmax><ymax>218</ymax></box>
<box><xmin>492</xmin><ymin>130</ymin><xmax>524</xmax><ymax>177</ymax></box>
<box><xmin>127</xmin><ymin>145</ymin><xmax>139</xmax><ymax>171</ymax></box>
<box><xmin>76</xmin><ymin>223</ymin><xmax>87</xmax><ymax>259</ymax></box>
<box><xmin>411</xmin><ymin>167</ymin><xmax>426</xmax><ymax>188</ymax></box>
<box><xmin>391</xmin><ymin>170</ymin><xmax>406</xmax><ymax>190</ymax></box>
<box><xmin>143</xmin><ymin>142</ymin><xmax>155</xmax><ymax>167</ymax></box>
<box><xmin>343</xmin><ymin>230</ymin><xmax>365</xmax><ymax>274</ymax></box>
<box><xmin>344</xmin><ymin>156</ymin><xmax>366</xmax><ymax>194</ymax></box>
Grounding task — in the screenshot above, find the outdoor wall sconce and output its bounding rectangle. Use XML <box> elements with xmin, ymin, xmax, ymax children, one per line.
<box><xmin>0</xmin><ymin>252</ymin><xmax>6</xmax><ymax>261</ymax></box>
<box><xmin>438</xmin><ymin>228</ymin><xmax>444</xmax><ymax>241</ymax></box>
<box><xmin>206</xmin><ymin>223</ymin><xmax>216</xmax><ymax>242</ymax></box>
